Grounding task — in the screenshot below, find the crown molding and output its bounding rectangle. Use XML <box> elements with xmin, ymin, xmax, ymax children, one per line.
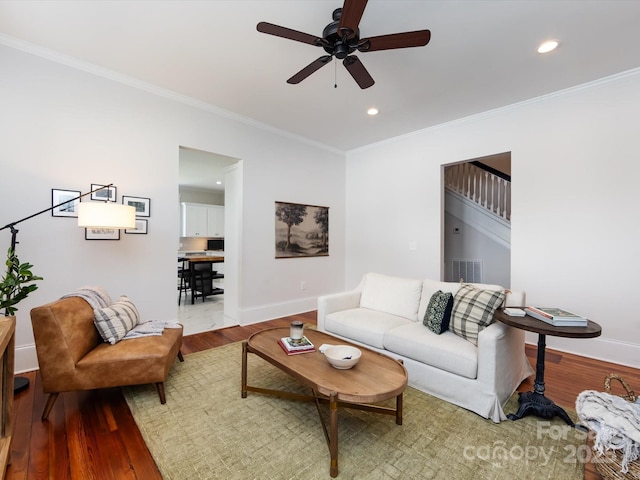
<box><xmin>0</xmin><ymin>33</ymin><xmax>344</xmax><ymax>156</ymax></box>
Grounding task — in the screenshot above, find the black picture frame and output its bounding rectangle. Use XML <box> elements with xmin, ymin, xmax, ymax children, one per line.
<box><xmin>85</xmin><ymin>227</ymin><xmax>120</xmax><ymax>240</ymax></box>
<box><xmin>125</xmin><ymin>219</ymin><xmax>148</xmax><ymax>235</ymax></box>
<box><xmin>275</xmin><ymin>201</ymin><xmax>329</xmax><ymax>258</ymax></box>
<box><xmin>90</xmin><ymin>184</ymin><xmax>117</xmax><ymax>202</ymax></box>
<box><xmin>51</xmin><ymin>188</ymin><xmax>81</xmax><ymax>218</ymax></box>
<box><xmin>122</xmin><ymin>195</ymin><xmax>150</xmax><ymax>217</ymax></box>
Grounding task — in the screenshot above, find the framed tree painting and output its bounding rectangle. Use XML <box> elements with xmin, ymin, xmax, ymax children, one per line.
<box><xmin>275</xmin><ymin>201</ymin><xmax>329</xmax><ymax>258</ymax></box>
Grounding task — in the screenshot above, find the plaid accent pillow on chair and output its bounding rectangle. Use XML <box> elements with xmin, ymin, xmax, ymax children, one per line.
<box><xmin>94</xmin><ymin>295</ymin><xmax>140</xmax><ymax>344</ymax></box>
<box><xmin>450</xmin><ymin>285</ymin><xmax>505</xmax><ymax>345</ymax></box>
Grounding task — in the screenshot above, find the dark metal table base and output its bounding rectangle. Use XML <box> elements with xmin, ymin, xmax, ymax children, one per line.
<box><xmin>508</xmin><ymin>391</ymin><xmax>575</xmax><ymax>426</ymax></box>
<box><xmin>507</xmin><ymin>332</ymin><xmax>584</xmax><ymax>429</ymax></box>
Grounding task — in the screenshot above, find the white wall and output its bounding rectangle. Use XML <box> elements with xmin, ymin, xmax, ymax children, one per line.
<box><xmin>345</xmin><ymin>69</ymin><xmax>640</xmax><ymax>368</ymax></box>
<box><xmin>0</xmin><ymin>44</ymin><xmax>346</xmax><ymax>372</ymax></box>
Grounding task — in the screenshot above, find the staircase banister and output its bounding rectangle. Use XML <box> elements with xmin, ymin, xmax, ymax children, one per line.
<box><xmin>471</xmin><ymin>161</ymin><xmax>510</xmax><ymax>182</ymax></box>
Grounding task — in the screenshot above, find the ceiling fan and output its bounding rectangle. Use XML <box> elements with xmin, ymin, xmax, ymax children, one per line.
<box><xmin>256</xmin><ymin>0</ymin><xmax>431</xmax><ymax>89</ymax></box>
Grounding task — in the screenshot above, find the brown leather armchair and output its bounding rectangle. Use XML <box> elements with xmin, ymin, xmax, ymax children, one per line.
<box><xmin>30</xmin><ymin>296</ymin><xmax>184</xmax><ymax>420</ymax></box>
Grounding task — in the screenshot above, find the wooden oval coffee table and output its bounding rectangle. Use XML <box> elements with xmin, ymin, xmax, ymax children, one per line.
<box><xmin>241</xmin><ymin>327</ymin><xmax>408</xmax><ymax>477</ymax></box>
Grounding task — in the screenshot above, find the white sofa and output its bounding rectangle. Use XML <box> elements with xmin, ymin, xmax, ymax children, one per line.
<box><xmin>317</xmin><ymin>272</ymin><xmax>534</xmax><ymax>422</ymax></box>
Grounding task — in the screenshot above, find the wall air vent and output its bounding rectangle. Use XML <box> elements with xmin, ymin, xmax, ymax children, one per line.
<box><xmin>452</xmin><ymin>260</ymin><xmax>482</xmax><ymax>283</ymax></box>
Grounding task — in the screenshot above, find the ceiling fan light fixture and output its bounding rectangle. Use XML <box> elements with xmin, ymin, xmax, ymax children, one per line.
<box><xmin>256</xmin><ymin>0</ymin><xmax>431</xmax><ymax>89</ymax></box>
<box><xmin>537</xmin><ymin>40</ymin><xmax>559</xmax><ymax>54</ymax></box>
<box><xmin>367</xmin><ymin>107</ymin><xmax>379</xmax><ymax>116</ymax></box>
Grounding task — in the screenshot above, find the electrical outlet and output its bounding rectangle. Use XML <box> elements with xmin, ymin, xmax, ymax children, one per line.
<box><xmin>300</xmin><ymin>281</ymin><xmax>306</xmax><ymax>290</ymax></box>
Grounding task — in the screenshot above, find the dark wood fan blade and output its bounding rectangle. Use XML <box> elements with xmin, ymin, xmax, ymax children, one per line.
<box><xmin>358</xmin><ymin>30</ymin><xmax>431</xmax><ymax>52</ymax></box>
<box><xmin>287</xmin><ymin>56</ymin><xmax>333</xmax><ymax>84</ymax></box>
<box><xmin>338</xmin><ymin>0</ymin><xmax>368</xmax><ymax>39</ymax></box>
<box><xmin>257</xmin><ymin>22</ymin><xmax>323</xmax><ymax>46</ymax></box>
<box><xmin>343</xmin><ymin>56</ymin><xmax>374</xmax><ymax>89</ymax></box>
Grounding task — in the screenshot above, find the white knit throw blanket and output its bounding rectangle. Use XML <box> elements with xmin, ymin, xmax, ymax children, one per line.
<box><xmin>124</xmin><ymin>319</ymin><xmax>181</xmax><ymax>339</ymax></box>
<box><xmin>62</xmin><ymin>287</ymin><xmax>180</xmax><ymax>339</ymax></box>
<box><xmin>576</xmin><ymin>390</ymin><xmax>640</xmax><ymax>473</ymax></box>
<box><xmin>61</xmin><ymin>286</ymin><xmax>112</xmax><ymax>310</ymax></box>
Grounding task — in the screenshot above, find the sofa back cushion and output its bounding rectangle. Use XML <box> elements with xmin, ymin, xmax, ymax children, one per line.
<box><xmin>360</xmin><ymin>273</ymin><xmax>423</xmax><ymax>321</ymax></box>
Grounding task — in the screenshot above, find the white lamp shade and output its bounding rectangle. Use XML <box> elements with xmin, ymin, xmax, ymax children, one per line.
<box><xmin>77</xmin><ymin>203</ymin><xmax>136</xmax><ymax>229</ymax></box>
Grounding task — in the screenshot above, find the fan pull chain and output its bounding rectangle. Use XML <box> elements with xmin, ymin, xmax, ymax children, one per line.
<box><xmin>334</xmin><ymin>59</ymin><xmax>337</xmax><ymax>88</ymax></box>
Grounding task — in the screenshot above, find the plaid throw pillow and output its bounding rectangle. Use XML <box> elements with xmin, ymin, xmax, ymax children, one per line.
<box><xmin>423</xmin><ymin>290</ymin><xmax>454</xmax><ymax>334</ymax></box>
<box><xmin>94</xmin><ymin>295</ymin><xmax>140</xmax><ymax>344</ymax></box>
<box><xmin>450</xmin><ymin>285</ymin><xmax>505</xmax><ymax>345</ymax></box>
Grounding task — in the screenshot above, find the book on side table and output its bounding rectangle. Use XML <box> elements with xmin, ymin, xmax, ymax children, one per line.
<box><xmin>278</xmin><ymin>336</ymin><xmax>316</xmax><ymax>355</ymax></box>
<box><xmin>524</xmin><ymin>306</ymin><xmax>588</xmax><ymax>327</ymax></box>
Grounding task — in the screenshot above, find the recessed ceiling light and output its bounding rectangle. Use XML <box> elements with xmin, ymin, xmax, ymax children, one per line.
<box><xmin>367</xmin><ymin>107</ymin><xmax>379</xmax><ymax>116</ymax></box>
<box><xmin>537</xmin><ymin>40</ymin><xmax>559</xmax><ymax>54</ymax></box>
<box><xmin>216</xmin><ymin>181</ymin><xmax>222</xmax><ymax>185</ymax></box>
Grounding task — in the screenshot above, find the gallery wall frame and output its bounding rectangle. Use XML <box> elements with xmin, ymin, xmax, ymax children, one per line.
<box><xmin>90</xmin><ymin>184</ymin><xmax>117</xmax><ymax>202</ymax></box>
<box><xmin>275</xmin><ymin>201</ymin><xmax>329</xmax><ymax>258</ymax></box>
<box><xmin>85</xmin><ymin>227</ymin><xmax>120</xmax><ymax>240</ymax></box>
<box><xmin>122</xmin><ymin>196</ymin><xmax>150</xmax><ymax>217</ymax></box>
<box><xmin>51</xmin><ymin>188</ymin><xmax>81</xmax><ymax>218</ymax></box>
<box><xmin>125</xmin><ymin>219</ymin><xmax>148</xmax><ymax>235</ymax></box>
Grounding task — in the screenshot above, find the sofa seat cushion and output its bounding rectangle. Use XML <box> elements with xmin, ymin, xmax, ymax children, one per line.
<box><xmin>324</xmin><ymin>308</ymin><xmax>413</xmax><ymax>349</ymax></box>
<box><xmin>383</xmin><ymin>322</ymin><xmax>478</xmax><ymax>379</ymax></box>
<box><xmin>360</xmin><ymin>273</ymin><xmax>423</xmax><ymax>321</ymax></box>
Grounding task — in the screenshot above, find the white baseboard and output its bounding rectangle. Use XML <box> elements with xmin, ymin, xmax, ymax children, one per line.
<box><xmin>525</xmin><ymin>332</ymin><xmax>640</xmax><ymax>369</ymax></box>
<box><xmin>238</xmin><ymin>297</ymin><xmax>317</xmax><ymax>326</ymax></box>
<box><xmin>15</xmin><ymin>343</ymin><xmax>39</xmax><ymax>374</ymax></box>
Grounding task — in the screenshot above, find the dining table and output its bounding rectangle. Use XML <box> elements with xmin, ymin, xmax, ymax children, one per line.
<box><xmin>180</xmin><ymin>256</ymin><xmax>224</xmax><ymax>304</ymax></box>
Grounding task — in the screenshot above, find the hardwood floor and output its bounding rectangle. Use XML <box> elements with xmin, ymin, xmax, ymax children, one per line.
<box><xmin>8</xmin><ymin>311</ymin><xmax>639</xmax><ymax>479</ymax></box>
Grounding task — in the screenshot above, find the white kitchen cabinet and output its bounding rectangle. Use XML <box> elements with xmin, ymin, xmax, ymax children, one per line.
<box><xmin>181</xmin><ymin>203</ymin><xmax>224</xmax><ymax>237</ymax></box>
<box><xmin>206</xmin><ymin>205</ymin><xmax>225</xmax><ymax>237</ymax></box>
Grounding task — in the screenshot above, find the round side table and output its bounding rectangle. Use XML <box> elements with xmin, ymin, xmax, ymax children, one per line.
<box><xmin>495</xmin><ymin>308</ymin><xmax>601</xmax><ymax>428</ymax></box>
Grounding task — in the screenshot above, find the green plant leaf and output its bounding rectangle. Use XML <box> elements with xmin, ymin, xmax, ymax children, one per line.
<box><xmin>1</xmin><ymin>247</ymin><xmax>43</xmax><ymax>316</ymax></box>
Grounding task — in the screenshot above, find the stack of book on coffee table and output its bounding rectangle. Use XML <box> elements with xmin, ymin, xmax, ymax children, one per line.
<box><xmin>278</xmin><ymin>336</ymin><xmax>316</xmax><ymax>355</ymax></box>
<box><xmin>524</xmin><ymin>306</ymin><xmax>588</xmax><ymax>327</ymax></box>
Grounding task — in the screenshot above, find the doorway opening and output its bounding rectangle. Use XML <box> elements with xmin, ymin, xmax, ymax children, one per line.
<box><xmin>443</xmin><ymin>152</ymin><xmax>512</xmax><ymax>286</ymax></box>
<box><xmin>178</xmin><ymin>146</ymin><xmax>241</xmax><ymax>335</ymax></box>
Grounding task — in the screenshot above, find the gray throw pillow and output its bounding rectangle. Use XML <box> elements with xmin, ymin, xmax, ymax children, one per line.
<box><xmin>423</xmin><ymin>290</ymin><xmax>454</xmax><ymax>334</ymax></box>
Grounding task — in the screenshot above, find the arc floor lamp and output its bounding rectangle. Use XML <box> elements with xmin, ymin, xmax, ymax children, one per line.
<box><xmin>0</xmin><ymin>183</ymin><xmax>136</xmax><ymax>392</ymax></box>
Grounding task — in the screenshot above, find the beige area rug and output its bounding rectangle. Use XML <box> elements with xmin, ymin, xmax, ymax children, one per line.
<box><xmin>123</xmin><ymin>343</ymin><xmax>586</xmax><ymax>479</ymax></box>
